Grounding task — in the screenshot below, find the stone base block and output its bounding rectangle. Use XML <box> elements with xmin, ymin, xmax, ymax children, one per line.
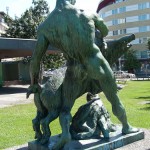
<box><xmin>28</xmin><ymin>127</ymin><xmax>144</xmax><ymax>150</ymax></box>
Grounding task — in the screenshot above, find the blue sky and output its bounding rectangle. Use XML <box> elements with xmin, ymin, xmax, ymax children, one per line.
<box><xmin>0</xmin><ymin>0</ymin><xmax>101</xmax><ymax>18</ymax></box>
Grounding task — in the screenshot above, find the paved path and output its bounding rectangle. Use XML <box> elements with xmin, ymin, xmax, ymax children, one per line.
<box><xmin>0</xmin><ymin>85</ymin><xmax>33</xmax><ymax>108</ymax></box>
<box><xmin>117</xmin><ymin>129</ymin><xmax>150</xmax><ymax>150</ymax></box>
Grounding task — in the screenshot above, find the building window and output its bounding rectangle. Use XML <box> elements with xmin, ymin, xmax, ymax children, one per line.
<box><xmin>119</xmin><ymin>18</ymin><xmax>126</xmax><ymax>24</ymax></box>
<box><xmin>112</xmin><ymin>9</ymin><xmax>118</xmax><ymax>15</ymax></box>
<box><xmin>141</xmin><ymin>51</ymin><xmax>148</xmax><ymax>59</ymax></box>
<box><xmin>139</xmin><ymin>26</ymin><xmax>147</xmax><ymax>32</ymax></box>
<box><xmin>139</xmin><ymin>37</ymin><xmax>148</xmax><ymax>43</ymax></box>
<box><xmin>113</xmin><ymin>30</ymin><xmax>118</xmax><ymax>35</ymax></box>
<box><xmin>106</xmin><ymin>21</ymin><xmax>111</xmax><ymax>26</ymax></box>
<box><xmin>135</xmin><ymin>51</ymin><xmax>141</xmax><ymax>59</ymax></box>
<box><xmin>147</xmin><ymin>51</ymin><xmax>150</xmax><ymax>58</ymax></box>
<box><xmin>0</xmin><ymin>18</ymin><xmax>4</xmax><ymax>23</ymax></box>
<box><xmin>139</xmin><ymin>14</ymin><xmax>147</xmax><ymax>21</ymax></box>
<box><xmin>119</xmin><ymin>7</ymin><xmax>126</xmax><ymax>13</ymax></box>
<box><xmin>112</xmin><ymin>19</ymin><xmax>118</xmax><ymax>25</ymax></box>
<box><xmin>116</xmin><ymin>0</ymin><xmax>126</xmax><ymax>3</ymax></box>
<box><xmin>138</xmin><ymin>3</ymin><xmax>147</xmax><ymax>9</ymax></box>
<box><xmin>120</xmin><ymin>29</ymin><xmax>126</xmax><ymax>34</ymax></box>
<box><xmin>100</xmin><ymin>13</ymin><xmax>105</xmax><ymax>19</ymax></box>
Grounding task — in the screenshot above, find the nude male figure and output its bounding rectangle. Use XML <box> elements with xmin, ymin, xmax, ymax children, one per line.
<box><xmin>27</xmin><ymin>0</ymin><xmax>138</xmax><ymax>149</ymax></box>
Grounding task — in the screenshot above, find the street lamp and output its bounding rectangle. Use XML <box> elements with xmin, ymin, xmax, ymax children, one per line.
<box><xmin>119</xmin><ymin>57</ymin><xmax>121</xmax><ymax>71</ymax></box>
<box><xmin>146</xmin><ymin>64</ymin><xmax>149</xmax><ymax>77</ymax></box>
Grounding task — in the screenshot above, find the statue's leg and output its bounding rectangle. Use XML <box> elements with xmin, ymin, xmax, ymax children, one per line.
<box><xmin>85</xmin><ymin>45</ymin><xmax>138</xmax><ymax>134</ymax></box>
<box><xmin>97</xmin><ymin>118</ymin><xmax>110</xmax><ymax>140</ymax></box>
<box><xmin>70</xmin><ymin>106</ymin><xmax>97</xmax><ymax>140</ymax></box>
<box><xmin>53</xmin><ymin>71</ymin><xmax>79</xmax><ymax>149</ymax></box>
<box><xmin>71</xmin><ymin>126</ymin><xmax>95</xmax><ymax>140</ymax></box>
<box><xmin>30</xmin><ymin>34</ymin><xmax>49</xmax><ymax>85</ymax></box>
<box><xmin>32</xmin><ymin>111</ymin><xmax>45</xmax><ymax>141</ymax></box>
<box><xmin>40</xmin><ymin>111</ymin><xmax>59</xmax><ymax>145</ymax></box>
<box><xmin>52</xmin><ymin>103</ymin><xmax>74</xmax><ymax>150</ymax></box>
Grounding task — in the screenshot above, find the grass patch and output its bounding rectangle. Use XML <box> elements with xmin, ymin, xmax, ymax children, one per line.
<box><xmin>99</xmin><ymin>81</ymin><xmax>150</xmax><ymax>128</ymax></box>
<box><xmin>0</xmin><ymin>81</ymin><xmax>150</xmax><ymax>149</ymax></box>
<box><xmin>0</xmin><ymin>95</ymin><xmax>86</xmax><ymax>149</ymax></box>
<box><xmin>0</xmin><ymin>104</ymin><xmax>35</xmax><ymax>149</ymax></box>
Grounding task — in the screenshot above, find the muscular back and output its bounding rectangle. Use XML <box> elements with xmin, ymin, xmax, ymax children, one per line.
<box><xmin>37</xmin><ymin>2</ymin><xmax>104</xmax><ymax>60</ymax></box>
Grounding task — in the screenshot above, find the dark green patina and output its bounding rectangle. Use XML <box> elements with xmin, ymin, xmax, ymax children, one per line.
<box><xmin>70</xmin><ymin>93</ymin><xmax>116</xmax><ymax>140</ymax></box>
<box><xmin>27</xmin><ymin>0</ymin><xmax>138</xmax><ymax>149</ymax></box>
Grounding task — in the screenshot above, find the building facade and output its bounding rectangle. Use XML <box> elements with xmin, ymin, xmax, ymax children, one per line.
<box><xmin>97</xmin><ymin>0</ymin><xmax>150</xmax><ymax>76</ymax></box>
<box><xmin>0</xmin><ymin>12</ymin><xmax>8</xmax><ymax>36</ymax></box>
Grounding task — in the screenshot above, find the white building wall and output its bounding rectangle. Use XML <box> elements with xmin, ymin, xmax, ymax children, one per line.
<box><xmin>105</xmin><ymin>21</ymin><xmax>112</xmax><ymax>26</ymax></box>
<box><xmin>99</xmin><ymin>0</ymin><xmax>150</xmax><ymax>43</ymax></box>
<box><xmin>0</xmin><ymin>13</ymin><xmax>8</xmax><ymax>35</ymax></box>
<box><xmin>98</xmin><ymin>0</ymin><xmax>150</xmax><ymax>72</ymax></box>
<box><xmin>105</xmin><ymin>10</ymin><xmax>112</xmax><ymax>17</ymax></box>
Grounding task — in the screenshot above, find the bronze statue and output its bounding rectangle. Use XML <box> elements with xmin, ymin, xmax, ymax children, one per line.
<box><xmin>27</xmin><ymin>0</ymin><xmax>138</xmax><ymax>149</ymax></box>
<box><xmin>28</xmin><ymin>69</ymin><xmax>64</xmax><ymax>144</ymax></box>
<box><xmin>70</xmin><ymin>93</ymin><xmax>116</xmax><ymax>140</ymax></box>
<box><xmin>27</xmin><ymin>33</ymin><xmax>135</xmax><ymax>148</ymax></box>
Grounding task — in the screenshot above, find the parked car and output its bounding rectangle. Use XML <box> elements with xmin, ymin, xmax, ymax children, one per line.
<box><xmin>113</xmin><ymin>71</ymin><xmax>135</xmax><ymax>78</ymax></box>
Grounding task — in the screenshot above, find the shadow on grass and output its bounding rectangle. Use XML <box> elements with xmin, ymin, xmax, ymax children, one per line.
<box><xmin>139</xmin><ymin>106</ymin><xmax>150</xmax><ymax>111</ymax></box>
<box><xmin>138</xmin><ymin>99</ymin><xmax>150</xmax><ymax>110</ymax></box>
<box><xmin>132</xmin><ymin>79</ymin><xmax>150</xmax><ymax>81</ymax></box>
<box><xmin>0</xmin><ymin>87</ymin><xmax>27</xmax><ymax>95</ymax></box>
<box><xmin>136</xmin><ymin>96</ymin><xmax>150</xmax><ymax>100</ymax></box>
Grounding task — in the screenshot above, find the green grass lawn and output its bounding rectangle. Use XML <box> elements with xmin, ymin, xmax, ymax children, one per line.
<box><xmin>100</xmin><ymin>80</ymin><xmax>150</xmax><ymax>128</ymax></box>
<box><xmin>0</xmin><ymin>80</ymin><xmax>150</xmax><ymax>149</ymax></box>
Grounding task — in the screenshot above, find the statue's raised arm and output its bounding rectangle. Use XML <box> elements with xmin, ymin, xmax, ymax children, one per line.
<box><xmin>26</xmin><ymin>34</ymin><xmax>49</xmax><ymax>98</ymax></box>
<box><xmin>93</xmin><ymin>14</ymin><xmax>109</xmax><ymax>37</ymax></box>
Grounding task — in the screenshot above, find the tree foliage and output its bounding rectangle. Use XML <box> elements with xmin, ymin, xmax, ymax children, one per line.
<box><xmin>42</xmin><ymin>53</ymin><xmax>66</xmax><ymax>70</ymax></box>
<box><xmin>3</xmin><ymin>0</ymin><xmax>49</xmax><ymax>38</ymax></box>
<box><xmin>123</xmin><ymin>49</ymin><xmax>141</xmax><ymax>73</ymax></box>
<box><xmin>3</xmin><ymin>0</ymin><xmax>65</xmax><ymax>70</ymax></box>
<box><xmin>147</xmin><ymin>39</ymin><xmax>150</xmax><ymax>50</ymax></box>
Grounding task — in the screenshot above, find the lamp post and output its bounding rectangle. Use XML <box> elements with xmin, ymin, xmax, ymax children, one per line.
<box><xmin>6</xmin><ymin>7</ymin><xmax>9</xmax><ymax>15</ymax></box>
<box><xmin>146</xmin><ymin>64</ymin><xmax>149</xmax><ymax>77</ymax></box>
<box><xmin>119</xmin><ymin>57</ymin><xmax>121</xmax><ymax>71</ymax></box>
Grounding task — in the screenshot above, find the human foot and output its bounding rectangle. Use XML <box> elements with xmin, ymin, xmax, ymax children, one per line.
<box><xmin>52</xmin><ymin>134</ymin><xmax>71</xmax><ymax>150</ymax></box>
<box><xmin>122</xmin><ymin>125</ymin><xmax>139</xmax><ymax>134</ymax></box>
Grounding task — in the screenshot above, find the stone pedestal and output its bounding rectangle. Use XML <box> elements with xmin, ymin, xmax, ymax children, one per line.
<box><xmin>28</xmin><ymin>127</ymin><xmax>144</xmax><ymax>150</ymax></box>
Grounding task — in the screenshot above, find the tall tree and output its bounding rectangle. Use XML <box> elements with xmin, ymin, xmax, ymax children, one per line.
<box><xmin>3</xmin><ymin>0</ymin><xmax>65</xmax><ymax>70</ymax></box>
<box><xmin>42</xmin><ymin>53</ymin><xmax>66</xmax><ymax>70</ymax></box>
<box><xmin>3</xmin><ymin>0</ymin><xmax>49</xmax><ymax>38</ymax></box>
<box><xmin>123</xmin><ymin>49</ymin><xmax>141</xmax><ymax>73</ymax></box>
<box><xmin>147</xmin><ymin>39</ymin><xmax>150</xmax><ymax>50</ymax></box>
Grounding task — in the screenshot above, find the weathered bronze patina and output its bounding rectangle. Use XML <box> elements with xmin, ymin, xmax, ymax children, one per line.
<box><xmin>27</xmin><ymin>0</ymin><xmax>138</xmax><ymax>149</ymax></box>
